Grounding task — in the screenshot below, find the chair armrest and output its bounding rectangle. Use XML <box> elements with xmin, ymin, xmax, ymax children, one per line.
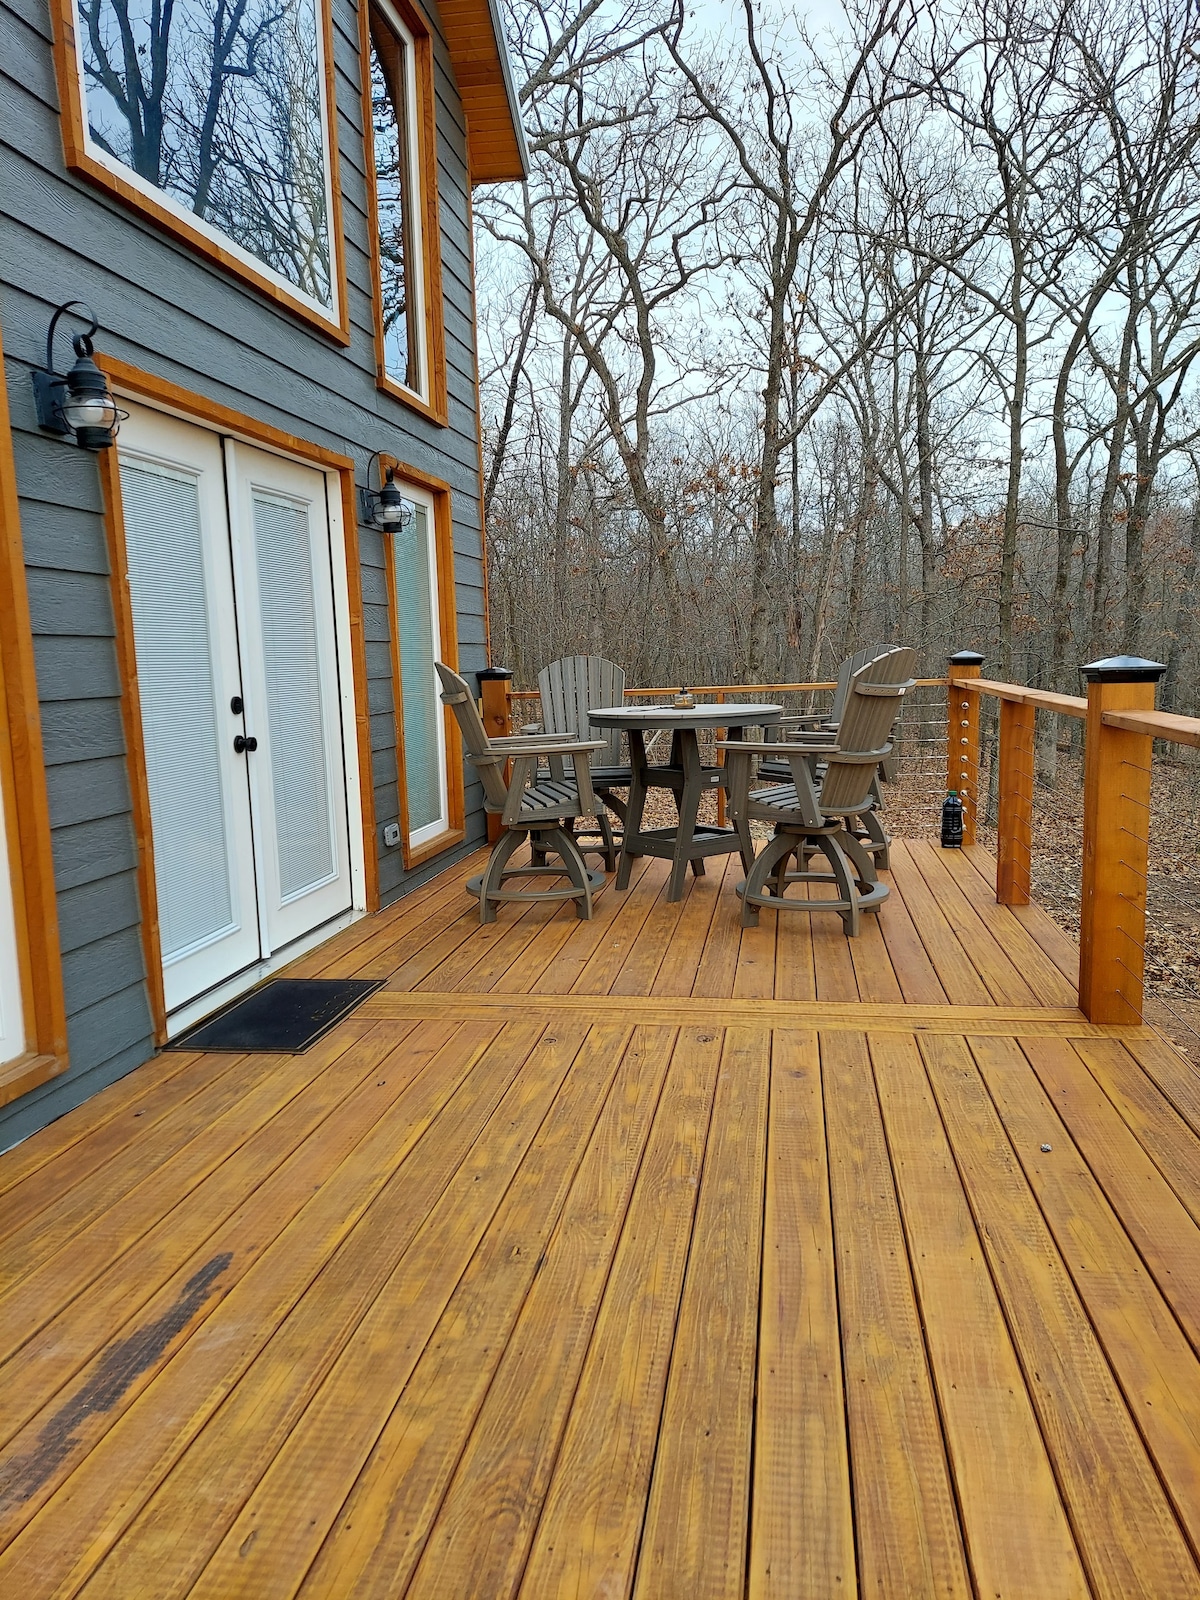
<box><xmin>716</xmin><ymin>739</ymin><xmax>840</xmax><ymax>757</ymax></box>
<box><xmin>515</xmin><ymin>737</ymin><xmax>606</xmax><ymax>757</ymax></box>
<box><xmin>490</xmin><ymin>734</ymin><xmax>604</xmax><ymax>755</ymax></box>
<box><xmin>775</xmin><ymin>711</ymin><xmax>832</xmax><ymax>728</ymax></box>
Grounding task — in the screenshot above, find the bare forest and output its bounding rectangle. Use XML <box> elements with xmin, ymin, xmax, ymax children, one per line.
<box><xmin>476</xmin><ymin>0</ymin><xmax>1200</xmax><ymax>748</ymax></box>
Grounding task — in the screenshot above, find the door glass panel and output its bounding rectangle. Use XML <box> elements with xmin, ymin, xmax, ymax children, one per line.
<box><xmin>121</xmin><ymin>460</ymin><xmax>235</xmax><ymax>959</ymax></box>
<box><xmin>253</xmin><ymin>493</ymin><xmax>336</xmax><ymax>898</ymax></box>
<box><xmin>395</xmin><ymin>499</ymin><xmax>446</xmax><ymax>840</ymax></box>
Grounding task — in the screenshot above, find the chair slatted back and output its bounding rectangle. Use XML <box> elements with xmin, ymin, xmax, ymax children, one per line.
<box><xmin>819</xmin><ymin>648</ymin><xmax>916</xmax><ymax>813</ymax></box>
<box><xmin>435</xmin><ymin>662</ymin><xmax>509</xmax><ymax>811</ymax></box>
<box><xmin>538</xmin><ymin>656</ymin><xmax>626</xmax><ymax>767</ymax></box>
<box><xmin>829</xmin><ymin>646</ymin><xmax>876</xmax><ymax>727</ymax></box>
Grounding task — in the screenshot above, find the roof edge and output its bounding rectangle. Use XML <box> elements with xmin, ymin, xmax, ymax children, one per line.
<box><xmin>483</xmin><ymin>0</ymin><xmax>530</xmax><ymax>181</ymax></box>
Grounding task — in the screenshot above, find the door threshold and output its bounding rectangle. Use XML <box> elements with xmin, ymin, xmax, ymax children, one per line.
<box><xmin>164</xmin><ymin>908</ymin><xmax>364</xmax><ymax>1041</ymax></box>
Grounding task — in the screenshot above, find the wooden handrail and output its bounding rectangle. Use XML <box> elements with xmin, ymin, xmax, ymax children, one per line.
<box><xmin>508</xmin><ymin>677</ymin><xmax>948</xmax><ymax>700</ymax></box>
<box><xmin>951</xmin><ymin>676</ymin><xmax>1088</xmax><ymax>718</ymax></box>
<box><xmin>1100</xmin><ymin>707</ymin><xmax>1200</xmax><ymax>747</ymax></box>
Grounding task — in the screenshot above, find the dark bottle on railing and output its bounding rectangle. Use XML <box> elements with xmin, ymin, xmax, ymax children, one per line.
<box><xmin>941</xmin><ymin>790</ymin><xmax>964</xmax><ymax>848</ymax></box>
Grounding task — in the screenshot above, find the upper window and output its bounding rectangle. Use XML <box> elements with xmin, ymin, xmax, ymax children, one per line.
<box><xmin>363</xmin><ymin>0</ymin><xmax>444</xmax><ymax>413</ymax></box>
<box><xmin>60</xmin><ymin>0</ymin><xmax>344</xmax><ymax>331</ymax></box>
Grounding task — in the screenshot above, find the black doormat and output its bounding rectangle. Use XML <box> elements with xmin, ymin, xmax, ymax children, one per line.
<box><xmin>166</xmin><ymin>977</ymin><xmax>387</xmax><ymax>1054</ymax></box>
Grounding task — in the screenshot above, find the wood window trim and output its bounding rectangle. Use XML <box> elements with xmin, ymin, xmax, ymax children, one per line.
<box><xmin>48</xmin><ymin>0</ymin><xmax>351</xmax><ymax>346</ymax></box>
<box><xmin>463</xmin><ymin>129</ymin><xmax>493</xmax><ymax>662</ymax></box>
<box><xmin>97</xmin><ymin>357</ymin><xmax>379</xmax><ymax>1039</ymax></box>
<box><xmin>381</xmin><ymin>456</ymin><xmax>464</xmax><ymax>869</ymax></box>
<box><xmin>0</xmin><ymin>325</ymin><xmax>70</xmax><ymax>1106</ymax></box>
<box><xmin>360</xmin><ymin>0</ymin><xmax>449</xmax><ymax>424</ymax></box>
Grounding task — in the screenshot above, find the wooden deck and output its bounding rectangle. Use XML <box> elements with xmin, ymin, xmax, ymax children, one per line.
<box><xmin>2</xmin><ymin>842</ymin><xmax>1200</xmax><ymax>1598</ymax></box>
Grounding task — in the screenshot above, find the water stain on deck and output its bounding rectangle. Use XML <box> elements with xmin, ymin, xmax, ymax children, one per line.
<box><xmin>0</xmin><ymin>1251</ymin><xmax>233</xmax><ymax>1508</ymax></box>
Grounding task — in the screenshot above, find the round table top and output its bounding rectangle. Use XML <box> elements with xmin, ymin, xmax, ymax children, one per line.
<box><xmin>588</xmin><ymin>702</ymin><xmax>782</xmax><ymax>730</ymax></box>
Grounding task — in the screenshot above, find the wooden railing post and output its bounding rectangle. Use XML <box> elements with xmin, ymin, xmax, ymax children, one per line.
<box><xmin>477</xmin><ymin>666</ymin><xmax>512</xmax><ymax>845</ymax></box>
<box><xmin>997</xmin><ymin>697</ymin><xmax>1034</xmax><ymax>904</ymax></box>
<box><xmin>947</xmin><ymin>651</ymin><xmax>983</xmax><ymax>846</ymax></box>
<box><xmin>1078</xmin><ymin>655</ymin><xmax>1165</xmax><ymax>1024</ymax></box>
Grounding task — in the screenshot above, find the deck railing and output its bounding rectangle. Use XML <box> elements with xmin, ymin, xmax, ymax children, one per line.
<box><xmin>478</xmin><ymin>656</ymin><xmax>1200</xmax><ymax>1028</ymax></box>
<box><xmin>949</xmin><ymin>651</ymin><xmax>1200</xmax><ymax>1027</ymax></box>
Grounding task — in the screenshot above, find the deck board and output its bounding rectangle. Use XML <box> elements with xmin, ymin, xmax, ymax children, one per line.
<box><xmin>2</xmin><ymin>842</ymin><xmax>1199</xmax><ymax>1597</ymax></box>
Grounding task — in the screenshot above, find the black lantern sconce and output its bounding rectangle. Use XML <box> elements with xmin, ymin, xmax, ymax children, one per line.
<box><xmin>32</xmin><ymin>302</ymin><xmax>125</xmax><ymax>451</ymax></box>
<box><xmin>359</xmin><ymin>452</ymin><xmax>410</xmax><ymax>530</ymax></box>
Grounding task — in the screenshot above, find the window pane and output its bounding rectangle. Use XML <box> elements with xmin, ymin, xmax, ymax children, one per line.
<box><xmin>77</xmin><ymin>0</ymin><xmax>333</xmax><ymax>308</ymax></box>
<box><xmin>370</xmin><ymin>14</ymin><xmax>422</xmax><ymax>391</ymax></box>
<box><xmin>395</xmin><ymin>502</ymin><xmax>445</xmax><ymax>838</ymax></box>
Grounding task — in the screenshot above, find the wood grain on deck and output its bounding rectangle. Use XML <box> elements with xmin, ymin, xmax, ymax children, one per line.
<box><xmin>1</xmin><ymin>844</ymin><xmax>1198</xmax><ymax>1598</ymax></box>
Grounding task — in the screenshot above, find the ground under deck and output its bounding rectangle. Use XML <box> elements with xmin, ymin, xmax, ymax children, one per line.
<box><xmin>2</xmin><ymin>843</ymin><xmax>1200</xmax><ymax>1597</ymax></box>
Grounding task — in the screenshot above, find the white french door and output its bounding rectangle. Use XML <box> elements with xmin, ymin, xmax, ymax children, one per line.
<box><xmin>118</xmin><ymin>403</ymin><xmax>353</xmax><ymax>1018</ymax></box>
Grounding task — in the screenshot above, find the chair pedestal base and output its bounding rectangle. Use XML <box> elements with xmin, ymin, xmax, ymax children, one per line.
<box><xmin>737</xmin><ymin>826</ymin><xmax>887</xmax><ymax>935</ymax></box>
<box><xmin>471</xmin><ymin>826</ymin><xmax>604</xmax><ymax>924</ymax></box>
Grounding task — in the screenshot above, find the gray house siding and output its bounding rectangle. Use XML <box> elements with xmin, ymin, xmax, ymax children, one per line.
<box><xmin>0</xmin><ymin>0</ymin><xmax>492</xmax><ymax>1149</ymax></box>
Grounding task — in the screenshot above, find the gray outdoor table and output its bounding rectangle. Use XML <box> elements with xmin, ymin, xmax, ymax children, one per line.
<box><xmin>587</xmin><ymin>703</ymin><xmax>783</xmax><ymax>902</ymax></box>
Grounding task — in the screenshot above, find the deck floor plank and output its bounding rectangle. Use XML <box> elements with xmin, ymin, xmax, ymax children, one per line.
<box><xmin>936</xmin><ymin>844</ymin><xmax>1079</xmax><ymax>1006</ymax></box>
<box><xmin>633</xmin><ymin>1027</ymin><xmax>770</xmax><ymax>1600</ymax></box>
<box><xmin>920</xmin><ymin>1032</ymin><xmax>1200</xmax><ymax>1599</ymax></box>
<box><xmin>1</xmin><ymin>840</ymin><xmax>1199</xmax><ymax>1598</ymax></box>
<box><xmin>0</xmin><ymin>1050</ymin><xmax>206</xmax><ymax>1203</ymax></box>
<box><xmin>1026</xmin><ymin>1037</ymin><xmax>1200</xmax><ymax>1345</ymax></box>
<box><xmin>885</xmin><ymin>842</ymin><xmax>993</xmax><ymax>1004</ymax></box>
<box><xmin>652</xmin><ymin>857</ymin><xmax>732</xmax><ymax>997</ymax></box>
<box><xmin>525</xmin><ymin>855</ymin><xmax>654</xmax><ymax>994</ymax></box>
<box><xmin>874</xmin><ymin>870</ymin><xmax>948</xmax><ymax>1004</ymax></box>
<box><xmin>971</xmin><ymin>1034</ymin><xmax>1200</xmax><ymax>1559</ymax></box>
<box><xmin>771</xmin><ymin>883</ymin><xmax>818</xmax><ymax>1001</ymax></box>
<box><xmin>0</xmin><ymin>1021</ymin><xmax>504</xmax><ymax>1584</ymax></box>
<box><xmin>748</xmin><ymin>1028</ymin><xmax>853</xmax><ymax>1600</ymax></box>
<box><xmin>402</xmin><ymin>1023</ymin><xmax>675</xmax><ymax>1600</ymax></box>
<box><xmin>904</xmin><ymin>841</ymin><xmax>1041</xmax><ymax>1006</ymax></box>
<box><xmin>177</xmin><ymin>1022</ymin><xmax>613</xmax><ymax>1600</ymax></box>
<box><xmin>1126</xmin><ymin>1032</ymin><xmax>1200</xmax><ymax>1139</ymax></box>
<box><xmin>0</xmin><ymin>1046</ymin><xmax>258</xmax><ymax>1256</ymax></box>
<box><xmin>71</xmin><ymin>1021</ymin><xmax>554</xmax><ymax>1600</ymax></box>
<box><xmin>518</xmin><ymin>1026</ymin><xmax>724</xmax><ymax>1600</ymax></box>
<box><xmin>822</xmin><ymin>1030</ymin><xmax>971</xmax><ymax>1598</ymax></box>
<box><xmin>1072</xmin><ymin>1038</ymin><xmax>1200</xmax><ymax>1231</ymax></box>
<box><xmin>283</xmin><ymin>1025</ymin><xmax>638</xmax><ymax>1600</ymax></box>
<box><xmin>870</xmin><ymin>1032</ymin><xmax>1088</xmax><ymax>1597</ymax></box>
<box><xmin>0</xmin><ymin>1024</ymin><xmax>415</xmax><ymax>1414</ymax></box>
<box><xmin>846</xmin><ymin>907</ymin><xmax>905</xmax><ymax>1004</ymax></box>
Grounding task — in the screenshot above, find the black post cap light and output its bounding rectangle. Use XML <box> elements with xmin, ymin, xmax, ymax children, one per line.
<box><xmin>360</xmin><ymin>452</ymin><xmax>409</xmax><ymax>529</ymax></box>
<box><xmin>32</xmin><ymin>301</ymin><xmax>124</xmax><ymax>451</ymax></box>
<box><xmin>948</xmin><ymin>650</ymin><xmax>985</xmax><ymax>666</ymax></box>
<box><xmin>1079</xmin><ymin>655</ymin><xmax>1166</xmax><ymax>683</ymax></box>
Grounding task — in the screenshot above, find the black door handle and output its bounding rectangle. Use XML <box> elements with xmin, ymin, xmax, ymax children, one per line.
<box><xmin>234</xmin><ymin>734</ymin><xmax>258</xmax><ymax>754</ymax></box>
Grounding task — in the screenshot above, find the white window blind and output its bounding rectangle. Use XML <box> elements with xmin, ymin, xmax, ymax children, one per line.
<box><xmin>121</xmin><ymin>460</ymin><xmax>235</xmax><ymax>959</ymax></box>
<box><xmin>253</xmin><ymin>493</ymin><xmax>336</xmax><ymax>898</ymax></box>
<box><xmin>395</xmin><ymin>500</ymin><xmax>445</xmax><ymax>838</ymax></box>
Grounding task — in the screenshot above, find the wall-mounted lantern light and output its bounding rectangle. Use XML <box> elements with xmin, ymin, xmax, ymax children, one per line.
<box><xmin>31</xmin><ymin>301</ymin><xmax>124</xmax><ymax>451</ymax></box>
<box><xmin>359</xmin><ymin>452</ymin><xmax>410</xmax><ymax>529</ymax></box>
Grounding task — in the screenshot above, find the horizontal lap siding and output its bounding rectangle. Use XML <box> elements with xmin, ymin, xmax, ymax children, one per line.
<box><xmin>0</xmin><ymin>0</ymin><xmax>492</xmax><ymax>1146</ymax></box>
